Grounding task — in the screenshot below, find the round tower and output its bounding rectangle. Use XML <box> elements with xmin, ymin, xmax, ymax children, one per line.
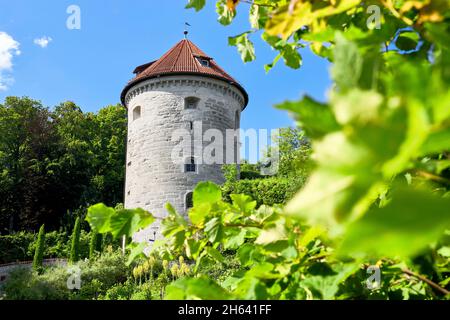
<box><xmin>121</xmin><ymin>38</ymin><xmax>248</xmax><ymax>243</ymax></box>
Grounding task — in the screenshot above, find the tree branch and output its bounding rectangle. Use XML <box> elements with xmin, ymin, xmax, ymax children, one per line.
<box><xmin>402</xmin><ymin>268</ymin><xmax>450</xmax><ymax>296</ymax></box>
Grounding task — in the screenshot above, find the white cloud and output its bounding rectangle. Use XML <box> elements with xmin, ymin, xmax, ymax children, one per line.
<box><xmin>34</xmin><ymin>36</ymin><xmax>52</xmax><ymax>48</ymax></box>
<box><xmin>0</xmin><ymin>31</ymin><xmax>20</xmax><ymax>91</ymax></box>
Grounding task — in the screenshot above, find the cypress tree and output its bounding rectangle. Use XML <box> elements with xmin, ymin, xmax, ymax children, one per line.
<box><xmin>33</xmin><ymin>224</ymin><xmax>45</xmax><ymax>271</ymax></box>
<box><xmin>70</xmin><ymin>217</ymin><xmax>81</xmax><ymax>263</ymax></box>
<box><xmin>89</xmin><ymin>231</ymin><xmax>103</xmax><ymax>258</ymax></box>
<box><xmin>96</xmin><ymin>233</ymin><xmax>103</xmax><ymax>253</ymax></box>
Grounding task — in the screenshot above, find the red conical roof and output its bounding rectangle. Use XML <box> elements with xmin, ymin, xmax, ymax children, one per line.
<box><xmin>121</xmin><ymin>39</ymin><xmax>248</xmax><ymax>107</ymax></box>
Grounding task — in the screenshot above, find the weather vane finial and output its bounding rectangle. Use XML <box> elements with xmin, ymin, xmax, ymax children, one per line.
<box><xmin>184</xmin><ymin>22</ymin><xmax>191</xmax><ymax>39</ymax></box>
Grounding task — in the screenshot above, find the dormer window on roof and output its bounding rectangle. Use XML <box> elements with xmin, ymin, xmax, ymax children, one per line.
<box><xmin>196</xmin><ymin>57</ymin><xmax>210</xmax><ymax>67</ymax></box>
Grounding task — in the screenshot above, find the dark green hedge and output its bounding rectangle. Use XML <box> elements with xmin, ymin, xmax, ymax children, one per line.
<box><xmin>0</xmin><ymin>231</ymin><xmax>91</xmax><ymax>264</ymax></box>
<box><xmin>0</xmin><ymin>232</ymin><xmax>34</xmax><ymax>264</ymax></box>
<box><xmin>222</xmin><ymin>176</ymin><xmax>305</xmax><ymax>207</ymax></box>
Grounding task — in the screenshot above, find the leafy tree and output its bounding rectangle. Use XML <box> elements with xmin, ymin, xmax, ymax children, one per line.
<box><xmin>222</xmin><ymin>127</ymin><xmax>311</xmax><ymax>206</ymax></box>
<box><xmin>0</xmin><ymin>98</ymin><xmax>127</xmax><ymax>233</ymax></box>
<box><xmin>274</xmin><ymin>127</ymin><xmax>312</xmax><ymax>178</ymax></box>
<box><xmin>70</xmin><ymin>217</ymin><xmax>81</xmax><ymax>263</ymax></box>
<box><xmin>32</xmin><ymin>224</ymin><xmax>45</xmax><ymax>271</ymax></box>
<box><xmin>0</xmin><ymin>97</ymin><xmax>60</xmax><ymax>231</ymax></box>
<box><xmin>89</xmin><ymin>105</ymin><xmax>127</xmax><ymax>206</ymax></box>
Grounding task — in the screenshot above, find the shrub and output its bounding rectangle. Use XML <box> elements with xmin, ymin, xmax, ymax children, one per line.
<box><xmin>0</xmin><ymin>232</ymin><xmax>35</xmax><ymax>264</ymax></box>
<box><xmin>1</xmin><ymin>267</ymin><xmax>70</xmax><ymax>300</ymax></box>
<box><xmin>130</xmin><ymin>282</ymin><xmax>153</xmax><ymax>300</ymax></box>
<box><xmin>0</xmin><ymin>230</ymin><xmax>94</xmax><ymax>264</ymax></box>
<box><xmin>222</xmin><ymin>176</ymin><xmax>305</xmax><ymax>207</ymax></box>
<box><xmin>27</xmin><ymin>230</ymin><xmax>90</xmax><ymax>261</ymax></box>
<box><xmin>70</xmin><ymin>249</ymin><xmax>130</xmax><ymax>300</ymax></box>
<box><xmin>2</xmin><ymin>249</ymin><xmax>129</xmax><ymax>300</ymax></box>
<box><xmin>99</xmin><ymin>280</ymin><xmax>135</xmax><ymax>300</ymax></box>
<box><xmin>32</xmin><ymin>225</ymin><xmax>45</xmax><ymax>271</ymax></box>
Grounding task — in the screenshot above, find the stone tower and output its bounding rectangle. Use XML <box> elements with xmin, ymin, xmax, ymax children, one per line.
<box><xmin>120</xmin><ymin>38</ymin><xmax>248</xmax><ymax>243</ymax></box>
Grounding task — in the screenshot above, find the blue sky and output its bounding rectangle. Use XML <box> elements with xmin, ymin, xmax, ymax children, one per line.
<box><xmin>0</xmin><ymin>0</ymin><xmax>331</xmax><ymax>131</ymax></box>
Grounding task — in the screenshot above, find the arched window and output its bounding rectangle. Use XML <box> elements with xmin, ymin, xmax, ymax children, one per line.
<box><xmin>185</xmin><ymin>97</ymin><xmax>199</xmax><ymax>110</ymax></box>
<box><xmin>235</xmin><ymin>110</ymin><xmax>240</xmax><ymax>129</ymax></box>
<box><xmin>185</xmin><ymin>192</ymin><xmax>193</xmax><ymax>210</ymax></box>
<box><xmin>184</xmin><ymin>157</ymin><xmax>197</xmax><ymax>173</ymax></box>
<box><xmin>133</xmin><ymin>106</ymin><xmax>141</xmax><ymax>121</ymax></box>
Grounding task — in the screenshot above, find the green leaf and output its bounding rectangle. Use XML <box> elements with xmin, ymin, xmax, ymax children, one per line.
<box><xmin>437</xmin><ymin>246</ymin><xmax>450</xmax><ymax>258</ymax></box>
<box><xmin>339</xmin><ymin>188</ymin><xmax>450</xmax><ymax>258</ymax></box>
<box><xmin>255</xmin><ymin>221</ymin><xmax>287</xmax><ymax>245</ymax></box>
<box><xmin>261</xmin><ymin>32</ymin><xmax>285</xmax><ymax>50</ymax></box>
<box><xmin>185</xmin><ymin>238</ymin><xmax>204</xmax><ymax>260</ymax></box>
<box><xmin>231</xmin><ymin>194</ymin><xmax>256</xmax><ymax>214</ymax></box>
<box><xmin>216</xmin><ymin>0</ymin><xmax>236</xmax><ymax>26</ymax></box>
<box><xmin>302</xmin><ymin>263</ymin><xmax>360</xmax><ymax>299</ymax></box>
<box><xmin>190</xmin><ymin>182</ymin><xmax>222</xmax><ymax>225</ymax></box>
<box><xmin>228</xmin><ymin>32</ymin><xmax>256</xmax><ymax>63</ymax></box>
<box><xmin>188</xmin><ymin>206</ymin><xmax>209</xmax><ymax>226</ymax></box>
<box><xmin>165</xmin><ymin>276</ymin><xmax>233</xmax><ymax>300</ymax></box>
<box><xmin>109</xmin><ymin>208</ymin><xmax>155</xmax><ymax>239</ymax></box>
<box><xmin>237</xmin><ymin>243</ymin><xmax>257</xmax><ymax>267</ymax></box>
<box><xmin>234</xmin><ymin>277</ymin><xmax>268</xmax><ymax>299</ymax></box>
<box><xmin>162</xmin><ymin>205</ymin><xmax>187</xmax><ymax>240</ymax></box>
<box><xmin>193</xmin><ymin>181</ymin><xmax>222</xmax><ymax>207</ymax></box>
<box><xmin>206</xmin><ymin>246</ymin><xmax>225</xmax><ymax>263</ymax></box>
<box><xmin>126</xmin><ymin>242</ymin><xmax>146</xmax><ymax>266</ymax></box>
<box><xmin>420</xmin><ymin>129</ymin><xmax>450</xmax><ymax>155</ymax></box>
<box><xmin>299</xmin><ymin>226</ymin><xmax>325</xmax><ymax>248</ymax></box>
<box><xmin>264</xmin><ymin>54</ymin><xmax>282</xmax><ymax>73</ymax></box>
<box><xmin>261</xmin><ymin>33</ymin><xmax>301</xmax><ymax>69</ymax></box>
<box><xmin>249</xmin><ymin>4</ymin><xmax>269</xmax><ymax>29</ymax></box>
<box><xmin>246</xmin><ymin>262</ymin><xmax>279</xmax><ymax>279</ymax></box>
<box><xmin>185</xmin><ymin>0</ymin><xmax>206</xmax><ymax>11</ymax></box>
<box><xmin>280</xmin><ymin>44</ymin><xmax>302</xmax><ymax>69</ymax></box>
<box><xmin>223</xmin><ymin>228</ymin><xmax>247</xmax><ymax>250</ymax></box>
<box><xmin>276</xmin><ymin>96</ymin><xmax>340</xmax><ymax>139</ymax></box>
<box><xmin>331</xmin><ymin>32</ymin><xmax>363</xmax><ymax>93</ymax></box>
<box><xmin>265</xmin><ymin>0</ymin><xmax>359</xmax><ymax>40</ymax></box>
<box><xmin>86</xmin><ymin>203</ymin><xmax>114</xmax><ymax>233</ymax></box>
<box><xmin>204</xmin><ymin>217</ymin><xmax>224</xmax><ymax>243</ymax></box>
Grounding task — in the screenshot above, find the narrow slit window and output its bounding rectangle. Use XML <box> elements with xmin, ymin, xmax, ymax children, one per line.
<box><xmin>185</xmin><ymin>192</ymin><xmax>193</xmax><ymax>210</ymax></box>
<box><xmin>185</xmin><ymin>97</ymin><xmax>199</xmax><ymax>110</ymax></box>
<box><xmin>133</xmin><ymin>106</ymin><xmax>141</xmax><ymax>121</ymax></box>
<box><xmin>185</xmin><ymin>157</ymin><xmax>196</xmax><ymax>173</ymax></box>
